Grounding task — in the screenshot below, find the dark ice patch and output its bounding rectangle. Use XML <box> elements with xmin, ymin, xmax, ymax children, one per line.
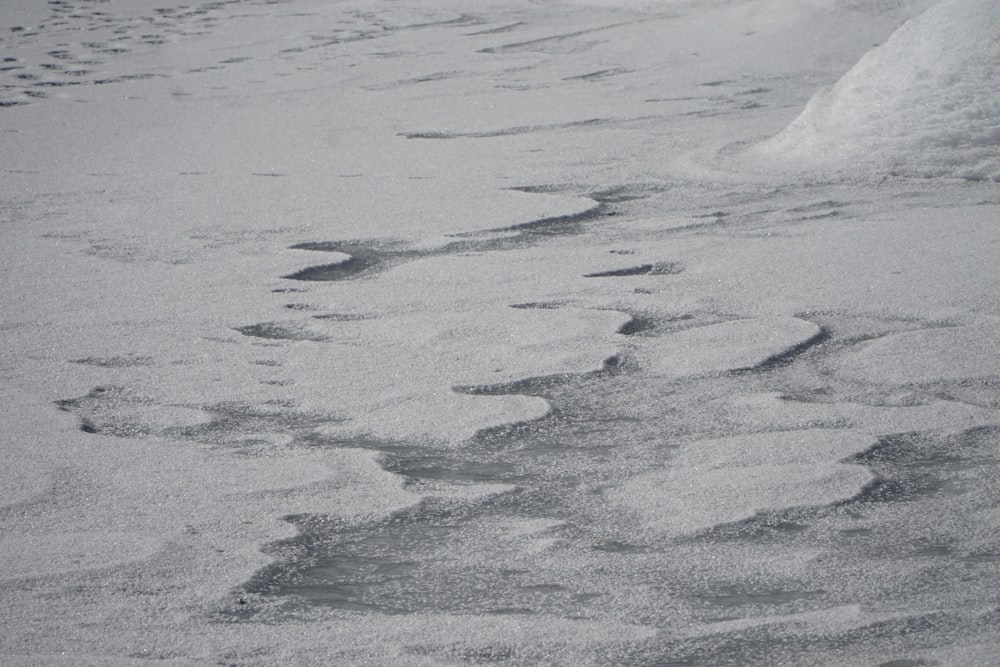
<box><xmin>234</xmin><ymin>322</ymin><xmax>328</xmax><ymax>342</ymax></box>
<box><xmin>584</xmin><ymin>262</ymin><xmax>684</xmax><ymax>278</ymax></box>
<box><xmin>72</xmin><ymin>355</ymin><xmax>154</xmax><ymax>368</ymax></box>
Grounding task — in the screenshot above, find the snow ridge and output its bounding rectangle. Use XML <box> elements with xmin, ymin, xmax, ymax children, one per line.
<box><xmin>754</xmin><ymin>0</ymin><xmax>1000</xmax><ymax>181</ymax></box>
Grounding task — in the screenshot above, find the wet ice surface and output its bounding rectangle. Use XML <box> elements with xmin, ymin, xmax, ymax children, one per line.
<box><xmin>4</xmin><ymin>0</ymin><xmax>1000</xmax><ymax>664</ymax></box>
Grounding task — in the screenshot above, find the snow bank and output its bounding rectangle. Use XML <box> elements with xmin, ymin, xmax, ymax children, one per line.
<box><xmin>753</xmin><ymin>0</ymin><xmax>1000</xmax><ymax>181</ymax></box>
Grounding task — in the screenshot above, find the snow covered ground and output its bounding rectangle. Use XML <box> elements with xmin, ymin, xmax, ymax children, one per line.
<box><xmin>2</xmin><ymin>0</ymin><xmax>999</xmax><ymax>664</ymax></box>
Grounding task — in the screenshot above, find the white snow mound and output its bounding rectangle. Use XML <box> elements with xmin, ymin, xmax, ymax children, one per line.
<box><xmin>754</xmin><ymin>0</ymin><xmax>1000</xmax><ymax>181</ymax></box>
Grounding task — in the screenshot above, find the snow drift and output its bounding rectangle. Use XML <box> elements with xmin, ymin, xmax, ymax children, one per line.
<box><xmin>754</xmin><ymin>0</ymin><xmax>1000</xmax><ymax>181</ymax></box>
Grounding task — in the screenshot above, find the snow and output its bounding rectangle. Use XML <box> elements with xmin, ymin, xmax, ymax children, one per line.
<box><xmin>3</xmin><ymin>0</ymin><xmax>1000</xmax><ymax>664</ymax></box>
<box><xmin>833</xmin><ymin>325</ymin><xmax>1000</xmax><ymax>384</ymax></box>
<box><xmin>638</xmin><ymin>316</ymin><xmax>822</xmax><ymax>377</ymax></box>
<box><xmin>616</xmin><ymin>430</ymin><xmax>877</xmax><ymax>537</ymax></box>
<box><xmin>753</xmin><ymin>0</ymin><xmax>1000</xmax><ymax>181</ymax></box>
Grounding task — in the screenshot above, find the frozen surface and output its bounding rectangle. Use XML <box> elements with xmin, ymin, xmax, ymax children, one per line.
<box><xmin>3</xmin><ymin>0</ymin><xmax>1000</xmax><ymax>665</ymax></box>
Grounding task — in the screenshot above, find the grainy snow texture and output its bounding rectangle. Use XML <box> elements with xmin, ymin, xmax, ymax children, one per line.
<box><xmin>3</xmin><ymin>0</ymin><xmax>1000</xmax><ymax>665</ymax></box>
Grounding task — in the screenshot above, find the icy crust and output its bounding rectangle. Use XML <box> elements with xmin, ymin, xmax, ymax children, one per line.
<box><xmin>614</xmin><ymin>430</ymin><xmax>876</xmax><ymax>537</ymax></box>
<box><xmin>754</xmin><ymin>0</ymin><xmax>1000</xmax><ymax>181</ymax></box>
<box><xmin>637</xmin><ymin>316</ymin><xmax>821</xmax><ymax>377</ymax></box>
